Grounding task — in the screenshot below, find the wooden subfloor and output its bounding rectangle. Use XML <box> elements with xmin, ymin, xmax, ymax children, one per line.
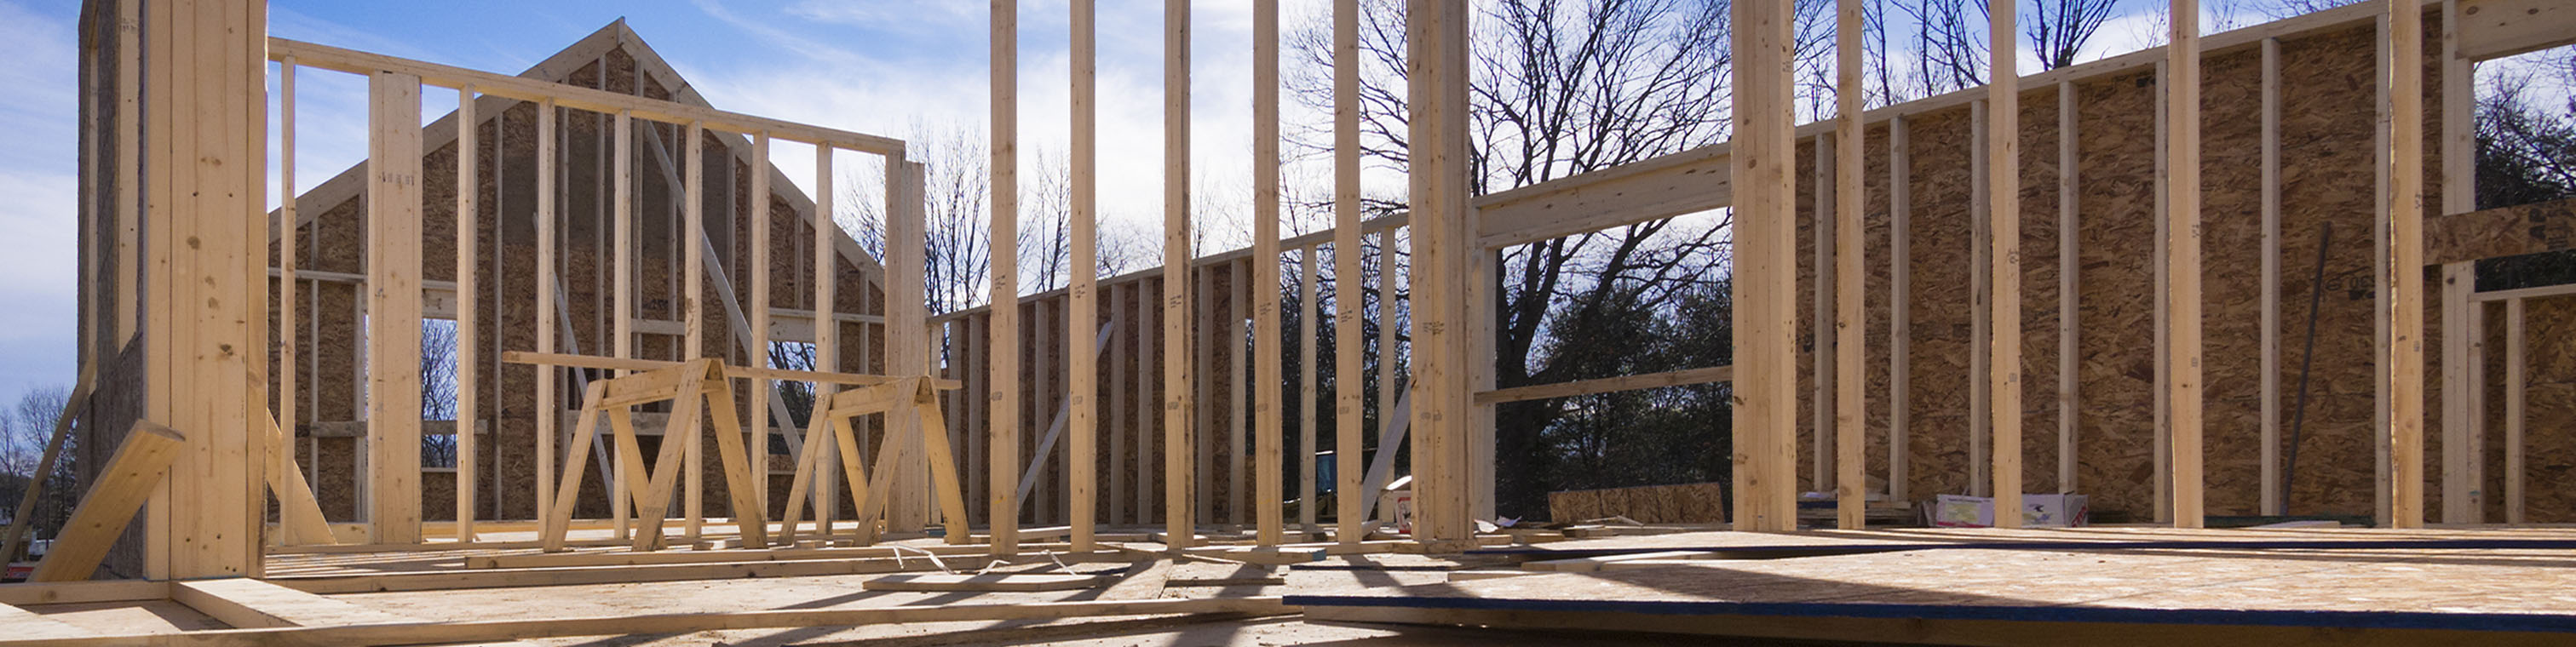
<box><xmin>209</xmin><ymin>525</ymin><xmax>2576</xmax><ymax>644</ymax></box>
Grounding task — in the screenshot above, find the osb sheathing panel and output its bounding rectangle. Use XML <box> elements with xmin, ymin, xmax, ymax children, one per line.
<box><xmin>1549</xmin><ymin>482</ymin><xmax>1728</xmax><ymax>524</ymax></box>
<box><xmin>1794</xmin><ymin>20</ymin><xmax>2487</xmax><ymax>521</ymax></box>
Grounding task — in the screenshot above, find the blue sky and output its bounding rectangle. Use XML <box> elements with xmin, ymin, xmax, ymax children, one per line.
<box><xmin>0</xmin><ymin>0</ymin><xmax>2487</xmax><ymax>413</ymax></box>
<box><xmin>0</xmin><ymin>0</ymin><xmax>1307</xmax><ymax>409</ymax></box>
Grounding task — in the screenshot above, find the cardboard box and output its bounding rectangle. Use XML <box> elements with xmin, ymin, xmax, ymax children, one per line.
<box><xmin>1929</xmin><ymin>494</ymin><xmax>2089</xmax><ymax>528</ymax></box>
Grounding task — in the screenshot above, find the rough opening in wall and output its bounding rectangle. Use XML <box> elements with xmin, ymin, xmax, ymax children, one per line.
<box><xmin>2471</xmin><ymin>43</ymin><xmax>2576</xmax><ymax>292</ymax></box>
<box><xmin>1487</xmin><ymin>207</ymin><xmax>1734</xmax><ymax>523</ymax></box>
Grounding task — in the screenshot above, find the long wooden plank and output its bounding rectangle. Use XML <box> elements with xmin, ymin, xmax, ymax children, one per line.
<box><xmin>454</xmin><ymin>83</ymin><xmax>480</xmax><ymax>543</ymax></box>
<box><xmin>1832</xmin><ymin>0</ymin><xmax>1865</xmax><ymax>530</ymax></box>
<box><xmin>1475</xmin><ymin>367</ymin><xmax>1734</xmax><ymax>405</ymax></box>
<box><xmin>2505</xmin><ymin>298</ymin><xmax>2525</xmax><ymax>523</ymax></box>
<box><xmin>2388</xmin><ymin>0</ymin><xmax>2427</xmax><ymax>530</ymax></box>
<box><xmin>535</xmin><ymin>99</ymin><xmax>559</xmax><ymax>528</ymax></box>
<box><xmin>1729</xmin><ymin>0</ymin><xmax>1796</xmax><ymax>531</ymax></box>
<box><xmin>1253</xmin><ymin>0</ymin><xmax>1285</xmax><ymax>547</ymax></box>
<box><xmin>992</xmin><ymin>0</ymin><xmax>1024</xmax><ymax>555</ymax></box>
<box><xmin>682</xmin><ymin>122</ymin><xmax>707</xmax><ymax>542</ymax></box>
<box><xmin>274</xmin><ymin>60</ymin><xmax>301</xmax><ymax>544</ymax></box>
<box><xmin>2168</xmin><ymin>0</ymin><xmax>2208</xmax><ymax>530</ymax></box>
<box><xmin>2456</xmin><ymin>0</ymin><xmax>2576</xmax><ymax>60</ymax></box>
<box><xmin>2259</xmin><ymin>37</ymin><xmax>2282</xmax><ymax>515</ymax></box>
<box><xmin>1332</xmin><ymin>0</ymin><xmax>1364</xmax><ymax>545</ymax></box>
<box><xmin>2439</xmin><ymin>0</ymin><xmax>2477</xmax><ymax>525</ymax></box>
<box><xmin>1407</xmin><ymin>0</ymin><xmax>1476</xmax><ymax>545</ymax></box>
<box><xmin>267</xmin><ymin>39</ymin><xmax>903</xmax><ymax>155</ymax></box>
<box><xmin>1813</xmin><ymin>130</ymin><xmax>1836</xmax><ymax>499</ymax></box>
<box><xmin>1889</xmin><ymin>115</ymin><xmax>1911</xmax><ymax>503</ymax></box>
<box><xmin>1230</xmin><ymin>261</ymin><xmax>1249</xmax><ymax>524</ymax></box>
<box><xmin>366</xmin><ymin>72</ymin><xmax>425</xmax><ymax>545</ymax></box>
<box><xmin>173</xmin><ymin>579</ymin><xmax>414</xmax><ymax>629</ymax></box>
<box><xmin>747</xmin><ymin>132</ymin><xmax>773</xmax><ymax>521</ymax></box>
<box><xmin>0</xmin><ymin>602</ymin><xmax>97</xmax><ymax>639</ymax></box>
<box><xmin>1164</xmin><ymin>0</ymin><xmax>1196</xmax><ymax>550</ymax></box>
<box><xmin>1299</xmin><ymin>246</ymin><xmax>1320</xmax><ymax>534</ymax></box>
<box><xmin>1989</xmin><ymin>0</ymin><xmax>2022</xmax><ymax>527</ymax></box>
<box><xmin>1068</xmin><ymin>0</ymin><xmax>1100</xmax><ymax>553</ymax></box>
<box><xmin>33</xmin><ymin>421</ymin><xmax>184</xmax><ymax>581</ymax></box>
<box><xmin>1969</xmin><ymin>100</ymin><xmax>1992</xmax><ymax>498</ymax></box>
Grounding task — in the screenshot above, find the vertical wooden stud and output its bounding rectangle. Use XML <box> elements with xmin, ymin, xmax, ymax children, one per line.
<box><xmin>1333</xmin><ymin>0</ymin><xmax>1365</xmax><ymax>544</ymax></box>
<box><xmin>2057</xmin><ymin>80</ymin><xmax>2080</xmax><ymax>496</ymax></box>
<box><xmin>1729</xmin><ymin>0</ymin><xmax>1797</xmax><ymax>532</ymax></box>
<box><xmin>1988</xmin><ymin>0</ymin><xmax>2022</xmax><ymax>527</ymax></box>
<box><xmin>1831</xmin><ymin>0</ymin><xmax>1865</xmax><ymax>530</ymax></box>
<box><xmin>1163</xmin><ymin>0</ymin><xmax>1197</xmax><ymax>550</ymax></box>
<box><xmin>1889</xmin><ymin>115</ymin><xmax>1911</xmax><ymax>504</ymax></box>
<box><xmin>366</xmin><ymin>72</ymin><xmax>425</xmax><ymax>546</ymax></box>
<box><xmin>2166</xmin><ymin>0</ymin><xmax>2206</xmax><ymax>530</ymax></box>
<box><xmin>2387</xmin><ymin>0</ymin><xmax>2426</xmax><ymax>530</ymax></box>
<box><xmin>455</xmin><ymin>85</ymin><xmax>480</xmax><ymax>543</ymax></box>
<box><xmin>1253</xmin><ymin>0</ymin><xmax>1285</xmax><ymax>546</ymax></box>
<box><xmin>2260</xmin><ymin>37</ymin><xmax>2283</xmax><ymax>516</ymax></box>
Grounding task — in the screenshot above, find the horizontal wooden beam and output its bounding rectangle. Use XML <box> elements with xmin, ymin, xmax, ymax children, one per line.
<box><xmin>498</xmin><ymin>352</ymin><xmax>959</xmax><ymax>389</ymax></box>
<box><xmin>1475</xmin><ymin>366</ymin><xmax>1734</xmax><ymax>405</ymax></box>
<box><xmin>1475</xmin><ymin>145</ymin><xmax>1732</xmax><ymax>248</ymax></box>
<box><xmin>267</xmin><ymin>38</ymin><xmax>905</xmax><ymax>155</ymax></box>
<box><xmin>2424</xmin><ymin>197</ymin><xmax>2576</xmax><ymax>266</ymax></box>
<box><xmin>0</xmin><ymin>581</ymin><xmax>169</xmax><ymax>606</ymax></box>
<box><xmin>2458</xmin><ymin>0</ymin><xmax>2576</xmax><ymax>60</ymax></box>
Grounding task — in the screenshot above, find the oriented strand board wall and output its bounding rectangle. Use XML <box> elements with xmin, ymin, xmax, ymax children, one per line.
<box><xmin>1791</xmin><ymin>17</ymin><xmax>2522</xmax><ymax>522</ymax></box>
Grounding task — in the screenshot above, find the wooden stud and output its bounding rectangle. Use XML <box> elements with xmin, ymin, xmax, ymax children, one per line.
<box><xmin>1989</xmin><ymin>0</ymin><xmax>2022</xmax><ymax>528</ymax></box>
<box><xmin>1068</xmin><ymin>0</ymin><xmax>1099</xmax><ymax>553</ymax></box>
<box><xmin>1136</xmin><ymin>293</ymin><xmax>1154</xmax><ymax>525</ymax></box>
<box><xmin>1196</xmin><ymin>267</ymin><xmax>1216</xmax><ymax>525</ymax></box>
<box><xmin>2057</xmin><ymin>80</ymin><xmax>2080</xmax><ymax>496</ymax></box>
<box><xmin>1231</xmin><ymin>262</ymin><xmax>1250</xmax><ymax>525</ymax></box>
<box><xmin>1254</xmin><ymin>0</ymin><xmax>1286</xmax><ymax>547</ymax></box>
<box><xmin>814</xmin><ymin>145</ymin><xmax>842</xmax><ymax>538</ymax></box>
<box><xmin>2388</xmin><ymin>0</ymin><xmax>2426</xmax><ymax>530</ymax></box>
<box><xmin>1729</xmin><ymin>0</ymin><xmax>1796</xmax><ymax>532</ymax></box>
<box><xmin>1334</xmin><ymin>0</ymin><xmax>1364</xmax><ymax>545</ymax></box>
<box><xmin>1831</xmin><ymin>0</ymin><xmax>1865</xmax><ymax>530</ymax></box>
<box><xmin>1300</xmin><ymin>246</ymin><xmax>1320</xmax><ymax>534</ymax></box>
<box><xmin>34</xmin><ymin>421</ymin><xmax>185</xmax><ymax>581</ymax></box>
<box><xmin>1377</xmin><ymin>228</ymin><xmax>1399</xmax><ymax>514</ymax></box>
<box><xmin>992</xmin><ymin>0</ymin><xmax>1024</xmax><ymax>555</ymax></box>
<box><xmin>1814</xmin><ymin>130</ymin><xmax>1837</xmax><ymax>496</ymax></box>
<box><xmin>1889</xmin><ymin>115</ymin><xmax>1911</xmax><ymax>504</ymax></box>
<box><xmin>682</xmin><ymin>122</ymin><xmax>707</xmax><ymax>541</ymax></box>
<box><xmin>2505</xmin><ymin>297</ymin><xmax>2524</xmax><ymax>523</ymax></box>
<box><xmin>1969</xmin><ymin>100</ymin><xmax>1992</xmax><ymax>498</ymax></box>
<box><xmin>1107</xmin><ymin>286</ymin><xmax>1126</xmax><ymax>524</ymax></box>
<box><xmin>454</xmin><ymin>84</ymin><xmax>480</xmax><ymax>544</ymax></box>
<box><xmin>2259</xmin><ymin>37</ymin><xmax>2283</xmax><ymax>515</ymax></box>
<box><xmin>1164</xmin><ymin>0</ymin><xmax>1197</xmax><ymax>551</ymax></box>
<box><xmin>2143</xmin><ymin>59</ymin><xmax>2171</xmax><ymax>526</ymax></box>
<box><xmin>2439</xmin><ymin>0</ymin><xmax>2478</xmax><ymax>525</ymax></box>
<box><xmin>748</xmin><ymin>132</ymin><xmax>773</xmax><ymax>523</ymax></box>
<box><xmin>2167</xmin><ymin>0</ymin><xmax>2205</xmax><ymax>530</ymax></box>
<box><xmin>367</xmin><ymin>72</ymin><xmax>425</xmax><ymax>545</ymax></box>
<box><xmin>535</xmin><ymin>99</ymin><xmax>559</xmax><ymax>529</ymax></box>
<box><xmin>276</xmin><ymin>60</ymin><xmax>300</xmax><ymax>524</ymax></box>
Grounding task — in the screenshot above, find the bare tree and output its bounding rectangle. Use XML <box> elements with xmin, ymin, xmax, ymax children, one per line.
<box><xmin>2030</xmin><ymin>0</ymin><xmax>2122</xmax><ymax>70</ymax></box>
<box><xmin>421</xmin><ymin>320</ymin><xmax>457</xmax><ymax>468</ymax></box>
<box><xmin>1288</xmin><ymin>0</ymin><xmax>1739</xmax><ymax>517</ymax></box>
